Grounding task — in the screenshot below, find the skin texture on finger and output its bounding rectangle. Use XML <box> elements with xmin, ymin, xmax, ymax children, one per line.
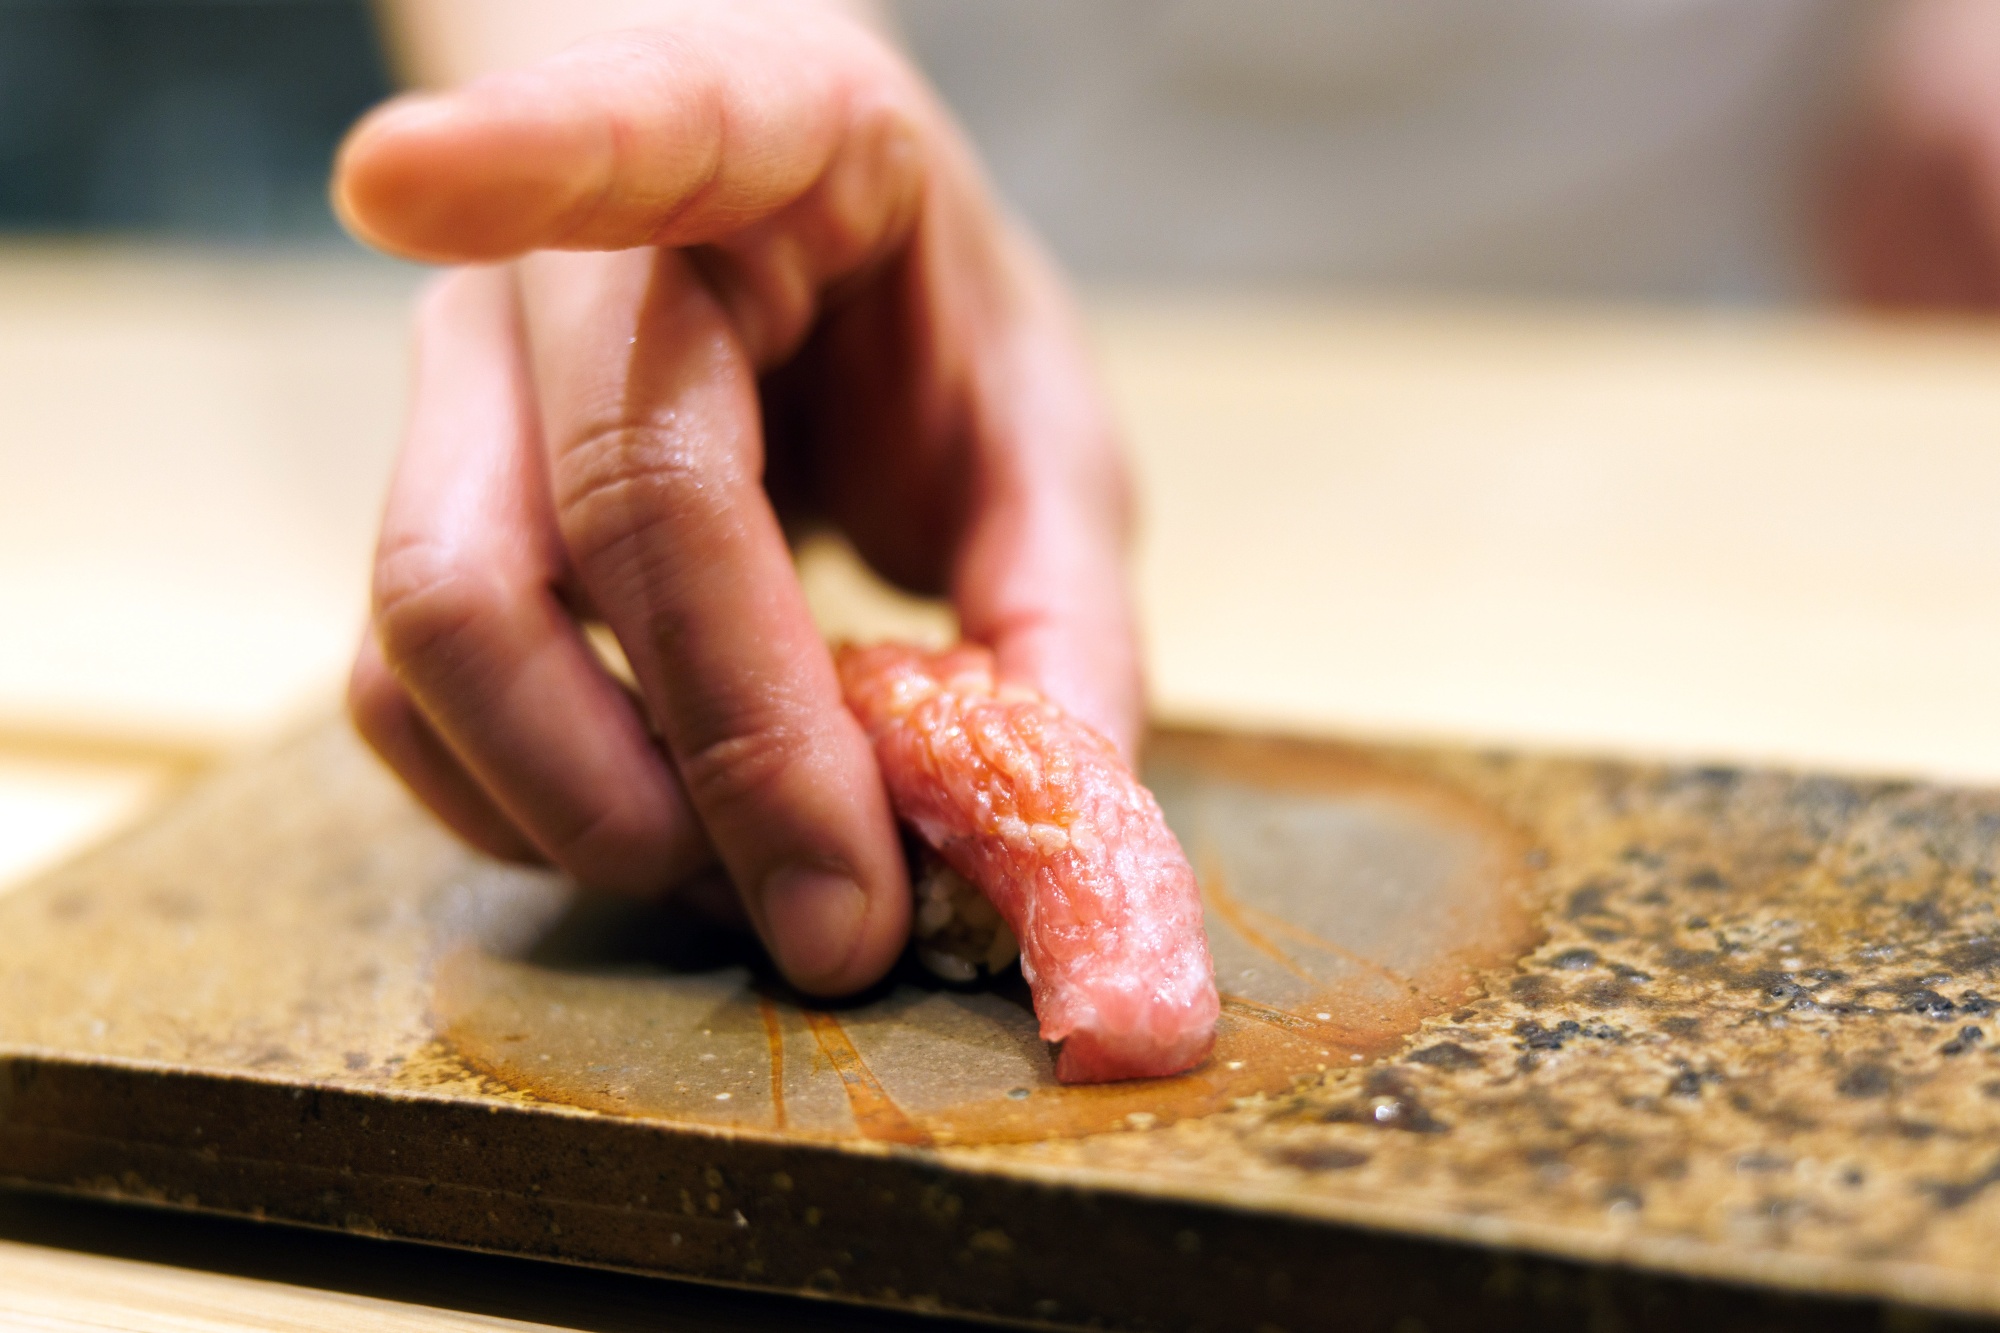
<box><xmin>688</xmin><ymin>97</ymin><xmax>925</xmax><ymax>369</ymax></box>
<box><xmin>334</xmin><ymin>4</ymin><xmax>923</xmax><ymax>275</ymax></box>
<box><xmin>949</xmin><ymin>239</ymin><xmax>1144</xmax><ymax>762</ymax></box>
<box><xmin>782</xmin><ymin>144</ymin><xmax>1146</xmax><ymax>759</ymax></box>
<box><xmin>352</xmin><ymin>627</ymin><xmax>761</xmax><ymax>937</ymax></box>
<box><xmin>518</xmin><ymin>247</ymin><xmax>910</xmax><ymax>995</ymax></box>
<box><xmin>348</xmin><ymin>627</ymin><xmax>544</xmax><ymax>865</ymax></box>
<box><xmin>368</xmin><ymin>267</ymin><xmax>710</xmax><ymax>895</ymax></box>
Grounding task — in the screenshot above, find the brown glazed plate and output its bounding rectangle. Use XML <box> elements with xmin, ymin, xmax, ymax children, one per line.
<box><xmin>3</xmin><ymin>719</ymin><xmax>2000</xmax><ymax>1331</ymax></box>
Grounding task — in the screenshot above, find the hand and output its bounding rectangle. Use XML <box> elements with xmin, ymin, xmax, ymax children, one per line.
<box><xmin>1829</xmin><ymin>0</ymin><xmax>2000</xmax><ymax>308</ymax></box>
<box><xmin>335</xmin><ymin>2</ymin><xmax>1141</xmax><ymax>996</ymax></box>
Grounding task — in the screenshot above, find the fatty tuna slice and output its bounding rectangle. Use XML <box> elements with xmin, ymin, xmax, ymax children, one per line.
<box><xmin>837</xmin><ymin>642</ymin><xmax>1218</xmax><ymax>1083</ymax></box>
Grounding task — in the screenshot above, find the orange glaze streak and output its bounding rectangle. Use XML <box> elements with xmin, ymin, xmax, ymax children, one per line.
<box><xmin>1218</xmin><ymin>992</ymin><xmax>1371</xmax><ymax>1046</ymax></box>
<box><xmin>1218</xmin><ymin>992</ymin><xmax>1322</xmax><ymax>1032</ymax></box>
<box><xmin>1236</xmin><ymin>898</ymin><xmax>1447</xmax><ymax>1007</ymax></box>
<box><xmin>801</xmin><ymin>1010</ymin><xmax>930</xmax><ymax>1146</ymax></box>
<box><xmin>1202</xmin><ymin>858</ymin><xmax>1425</xmax><ymax>1000</ymax></box>
<box><xmin>757</xmin><ymin>995</ymin><xmax>787</xmax><ymax>1132</ymax></box>
<box><xmin>1200</xmin><ymin>859</ymin><xmax>1324</xmax><ymax>990</ymax></box>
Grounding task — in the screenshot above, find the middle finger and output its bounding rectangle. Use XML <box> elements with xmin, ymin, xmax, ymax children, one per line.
<box><xmin>517</xmin><ymin>247</ymin><xmax>912</xmax><ymax>996</ymax></box>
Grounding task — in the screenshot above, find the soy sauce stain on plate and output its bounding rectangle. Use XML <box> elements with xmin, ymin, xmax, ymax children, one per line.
<box><xmin>433</xmin><ymin>728</ymin><xmax>1541</xmax><ymax>1145</ymax></box>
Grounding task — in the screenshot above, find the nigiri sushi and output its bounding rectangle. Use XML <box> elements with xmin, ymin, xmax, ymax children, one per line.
<box><xmin>838</xmin><ymin>643</ymin><xmax>1217</xmax><ymax>1083</ymax></box>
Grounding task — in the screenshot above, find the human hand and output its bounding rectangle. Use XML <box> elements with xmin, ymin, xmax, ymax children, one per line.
<box><xmin>1829</xmin><ymin>0</ymin><xmax>2000</xmax><ymax>308</ymax></box>
<box><xmin>335</xmin><ymin>2</ymin><xmax>1141</xmax><ymax>996</ymax></box>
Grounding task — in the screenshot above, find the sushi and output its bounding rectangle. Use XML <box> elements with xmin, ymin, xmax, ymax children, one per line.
<box><xmin>837</xmin><ymin>642</ymin><xmax>1218</xmax><ymax>1083</ymax></box>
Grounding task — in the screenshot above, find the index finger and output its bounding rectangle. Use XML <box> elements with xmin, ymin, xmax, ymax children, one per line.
<box><xmin>333</xmin><ymin>6</ymin><xmax>923</xmax><ymax>265</ymax></box>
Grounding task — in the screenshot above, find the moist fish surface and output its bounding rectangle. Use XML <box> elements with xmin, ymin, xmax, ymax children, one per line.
<box><xmin>837</xmin><ymin>642</ymin><xmax>1218</xmax><ymax>1083</ymax></box>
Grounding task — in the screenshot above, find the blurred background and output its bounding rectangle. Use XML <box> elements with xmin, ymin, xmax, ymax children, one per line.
<box><xmin>0</xmin><ymin>0</ymin><xmax>1879</xmax><ymax>291</ymax></box>
<box><xmin>7</xmin><ymin>0</ymin><xmax>2000</xmax><ymax>893</ymax></box>
<box><xmin>0</xmin><ymin>0</ymin><xmax>388</xmax><ymax>239</ymax></box>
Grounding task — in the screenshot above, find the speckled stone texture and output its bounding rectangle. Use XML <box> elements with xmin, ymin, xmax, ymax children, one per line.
<box><xmin>1014</xmin><ymin>747</ymin><xmax>2000</xmax><ymax>1317</ymax></box>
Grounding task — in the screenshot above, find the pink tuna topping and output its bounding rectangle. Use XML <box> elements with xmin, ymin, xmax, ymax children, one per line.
<box><xmin>837</xmin><ymin>642</ymin><xmax>1218</xmax><ymax>1083</ymax></box>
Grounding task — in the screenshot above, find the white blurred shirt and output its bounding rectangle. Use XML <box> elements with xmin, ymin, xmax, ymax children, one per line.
<box><xmin>891</xmin><ymin>0</ymin><xmax>1877</xmax><ymax>301</ymax></box>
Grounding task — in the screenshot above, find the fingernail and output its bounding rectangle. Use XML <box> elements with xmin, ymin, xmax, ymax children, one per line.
<box><xmin>761</xmin><ymin>863</ymin><xmax>867</xmax><ymax>990</ymax></box>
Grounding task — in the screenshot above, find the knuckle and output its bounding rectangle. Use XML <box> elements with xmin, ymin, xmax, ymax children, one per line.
<box><xmin>545</xmin><ymin>800</ymin><xmax>640</xmax><ymax>873</ymax></box>
<box><xmin>370</xmin><ymin>534</ymin><xmax>511</xmax><ymax>678</ymax></box>
<box><xmin>543</xmin><ymin>801</ymin><xmax>681</xmax><ymax>896</ymax></box>
<box><xmin>551</xmin><ymin>421</ymin><xmax>738</xmax><ymax>573</ymax></box>
<box><xmin>676</xmin><ymin>714</ymin><xmax>812</xmax><ymax>824</ymax></box>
